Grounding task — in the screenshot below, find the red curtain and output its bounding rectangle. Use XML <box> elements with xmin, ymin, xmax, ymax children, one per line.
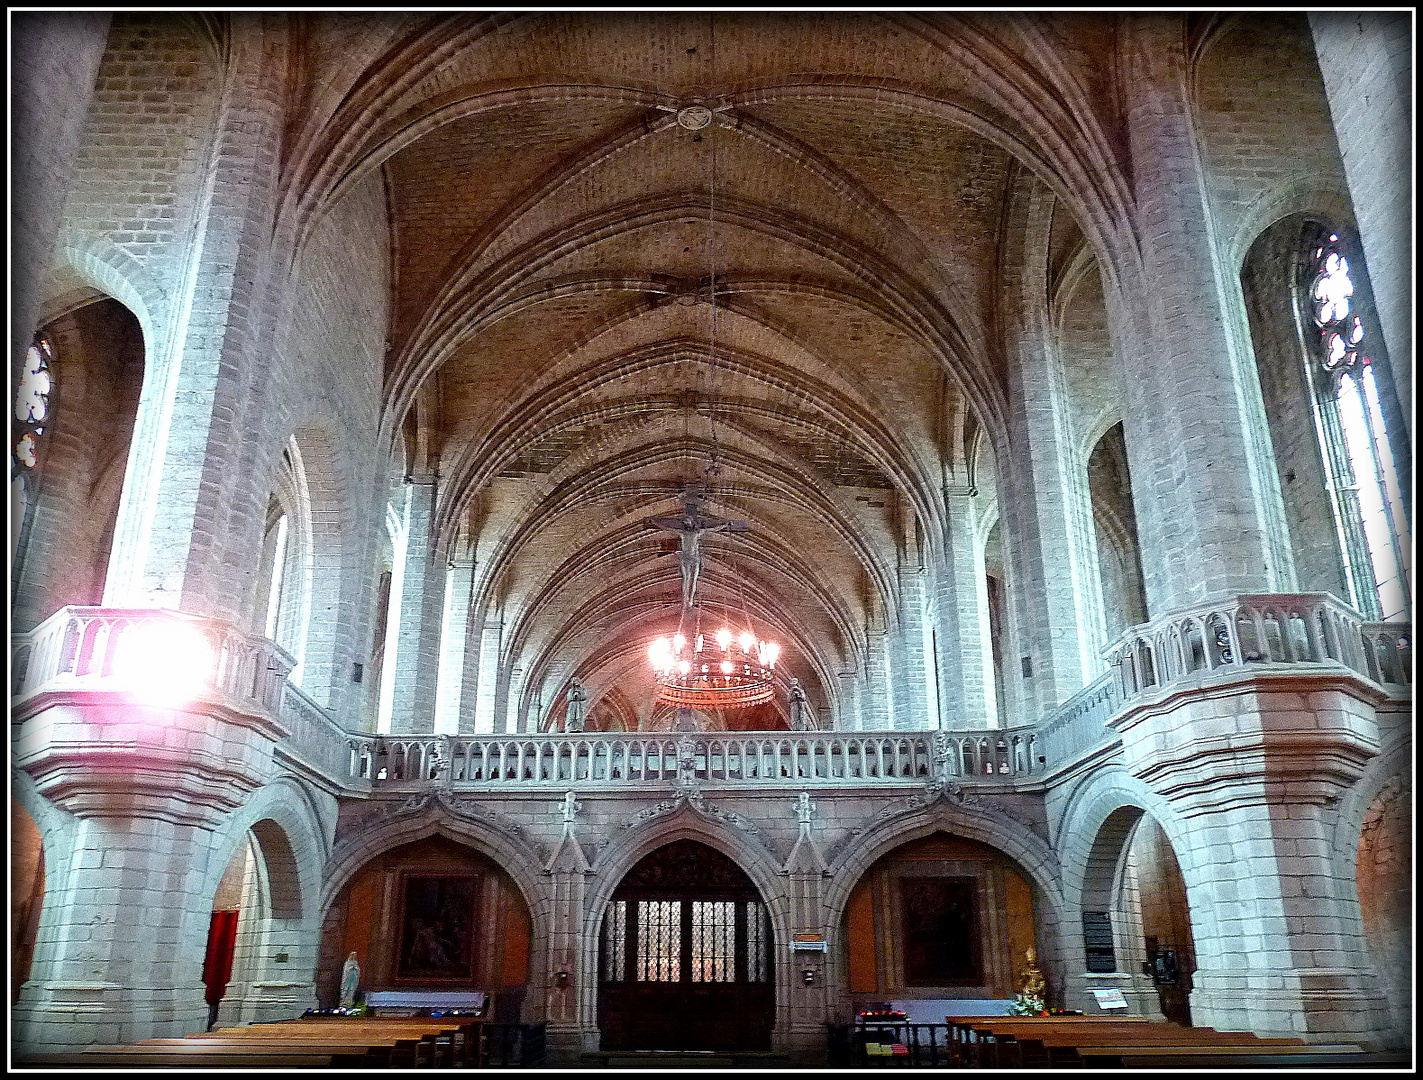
<box><xmin>202</xmin><ymin>909</ymin><xmax>240</xmax><ymax>1006</ymax></box>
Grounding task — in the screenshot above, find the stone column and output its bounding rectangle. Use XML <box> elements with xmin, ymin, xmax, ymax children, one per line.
<box><xmin>894</xmin><ymin>563</ymin><xmax>937</xmax><ymax>728</ymax></box>
<box><xmin>999</xmin><ymin>180</ymin><xmax>1102</xmax><ymax>718</ymax></box>
<box><xmin>471</xmin><ymin>622</ymin><xmax>503</xmax><ymax>733</ymax></box>
<box><xmin>934</xmin><ymin>490</ymin><xmax>999</xmax><ymax>728</ymax></box>
<box><xmin>434</xmin><ymin>555</ymin><xmax>476</xmax><ymax>734</ymax></box>
<box><xmin>1105</xmin><ymin>15</ymin><xmax>1294</xmax><ymax>614</ymax></box>
<box><xmin>1112</xmin><ymin>669</ymin><xmax>1392</xmax><ymax>1042</ymax></box>
<box><xmin>10</xmin><ymin>12</ymin><xmax>112</xmax><ymax>368</ymax></box>
<box><xmin>11</xmin><ymin>689</ymin><xmax>285</xmax><ymax>1051</ymax></box>
<box><xmin>384</xmin><ymin>474</ymin><xmax>443</xmax><ymax>734</ymax></box>
<box><xmin>100</xmin><ymin>18</ymin><xmax>292</xmax><ymax>623</ymax></box>
<box><xmin>1308</xmin><ymin>11</ymin><xmax>1412</xmax><ymax>435</ymax></box>
<box><xmin>861</xmin><ymin>627</ymin><xmax>892</xmax><ymax>730</ymax></box>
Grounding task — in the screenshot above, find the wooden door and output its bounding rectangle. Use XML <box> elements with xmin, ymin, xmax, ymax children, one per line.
<box><xmin>598</xmin><ymin>841</ymin><xmax>774</xmax><ymax>1052</ymax></box>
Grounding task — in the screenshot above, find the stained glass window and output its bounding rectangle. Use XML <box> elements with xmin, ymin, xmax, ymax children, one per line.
<box><xmin>1305</xmin><ymin>232</ymin><xmax>1411</xmax><ymax>621</ymax></box>
<box><xmin>13</xmin><ymin>335</ymin><xmax>53</xmax><ymax>473</ymax></box>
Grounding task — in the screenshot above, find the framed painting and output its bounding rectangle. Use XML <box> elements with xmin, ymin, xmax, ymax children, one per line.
<box><xmin>899</xmin><ymin>876</ymin><xmax>981</xmax><ymax>986</ymax></box>
<box><xmin>395</xmin><ymin>874</ymin><xmax>479</xmax><ymax>982</ymax></box>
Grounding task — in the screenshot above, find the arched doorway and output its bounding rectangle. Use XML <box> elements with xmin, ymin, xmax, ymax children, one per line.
<box><xmin>1082</xmin><ymin>808</ymin><xmax>1195</xmax><ymax>1023</ymax></box>
<box><xmin>598</xmin><ymin>839</ymin><xmax>773</xmax><ymax>1052</ymax></box>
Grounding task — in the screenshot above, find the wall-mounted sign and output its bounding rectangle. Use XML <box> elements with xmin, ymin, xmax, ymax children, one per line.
<box><xmin>790</xmin><ymin>932</ymin><xmax>828</xmax><ymax>952</ymax></box>
<box><xmin>1090</xmin><ymin>988</ymin><xmax>1129</xmax><ymax>1010</ymax></box>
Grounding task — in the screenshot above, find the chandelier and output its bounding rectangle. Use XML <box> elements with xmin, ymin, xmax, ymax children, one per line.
<box><xmin>649</xmin><ymin>625</ymin><xmax>780</xmax><ymax>709</ymax></box>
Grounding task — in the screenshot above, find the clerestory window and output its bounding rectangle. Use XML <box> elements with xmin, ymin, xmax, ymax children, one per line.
<box><xmin>13</xmin><ymin>335</ymin><xmax>53</xmax><ymax>474</ymax></box>
<box><xmin>1304</xmin><ymin>230</ymin><xmax>1411</xmax><ymax>621</ymax></box>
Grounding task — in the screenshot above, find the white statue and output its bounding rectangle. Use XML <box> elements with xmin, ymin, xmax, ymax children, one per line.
<box><xmin>339</xmin><ymin>951</ymin><xmax>361</xmax><ymax>1007</ymax></box>
<box><xmin>565</xmin><ymin>679</ymin><xmax>587</xmax><ymax>732</ymax></box>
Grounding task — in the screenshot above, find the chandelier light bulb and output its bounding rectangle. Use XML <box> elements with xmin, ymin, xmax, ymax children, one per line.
<box><xmin>677</xmin><ymin>660</ymin><xmax>691</xmax><ymax>674</ymax></box>
<box><xmin>695</xmin><ymin>633</ymin><xmax>704</xmax><ymax>653</ymax></box>
<box><xmin>721</xmin><ymin>660</ymin><xmax>734</xmax><ymax>674</ymax></box>
<box><xmin>672</xmin><ymin>633</ymin><xmax>686</xmax><ymax>652</ymax></box>
<box><xmin>738</xmin><ymin>631</ymin><xmax>755</xmax><ymax>652</ymax></box>
<box><xmin>716</xmin><ymin>628</ymin><xmax>732</xmax><ymax>650</ymax></box>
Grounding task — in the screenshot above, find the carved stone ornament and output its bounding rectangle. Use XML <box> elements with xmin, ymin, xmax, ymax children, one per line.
<box><xmin>676</xmin><ymin>104</ymin><xmax>713</xmax><ymax>129</ymax></box>
<box><xmin>339</xmin><ymin>790</ymin><xmax>542</xmax><ymax>860</ymax></box>
<box><xmin>618</xmin><ymin>788</ymin><xmax>772</xmax><ymax>851</ymax></box>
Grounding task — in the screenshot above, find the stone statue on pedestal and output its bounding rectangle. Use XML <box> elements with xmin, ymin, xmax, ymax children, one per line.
<box><xmin>340</xmin><ymin>951</ymin><xmax>361</xmax><ymax>1007</ymax></box>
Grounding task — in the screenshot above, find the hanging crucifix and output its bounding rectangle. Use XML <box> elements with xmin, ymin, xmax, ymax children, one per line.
<box><xmin>647</xmin><ymin>481</ymin><xmax>751</xmax><ymax>615</ymax></box>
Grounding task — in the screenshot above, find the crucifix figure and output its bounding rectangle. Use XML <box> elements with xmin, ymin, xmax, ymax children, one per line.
<box><xmin>647</xmin><ymin>482</ymin><xmax>751</xmax><ymax>614</ymax></box>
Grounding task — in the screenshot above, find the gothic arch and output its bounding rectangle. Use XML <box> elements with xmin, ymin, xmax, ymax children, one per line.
<box><xmin>823</xmin><ymin>799</ymin><xmax>1065</xmax><ymax>923</ymax></box>
<box><xmin>319</xmin><ymin>803</ymin><xmax>550</xmax><ymax>929</ymax></box>
<box><xmin>587</xmin><ymin>804</ymin><xmax>789</xmax><ymax>921</ymax></box>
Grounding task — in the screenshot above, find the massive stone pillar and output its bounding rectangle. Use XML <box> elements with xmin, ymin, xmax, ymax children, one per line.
<box><xmin>1106</xmin><ymin>15</ymin><xmax>1294</xmax><ymax>614</ymax></box>
<box><xmin>11</xmin><ymin>650</ymin><xmax>287</xmax><ymax>1052</ymax></box>
<box><xmin>998</xmin><ymin>175</ymin><xmax>1102</xmax><ymax>719</ymax></box>
<box><xmin>1112</xmin><ymin>669</ymin><xmax>1392</xmax><ymax>1043</ymax></box>
<box><xmin>100</xmin><ymin>17</ymin><xmax>292</xmax><ymax>623</ymax></box>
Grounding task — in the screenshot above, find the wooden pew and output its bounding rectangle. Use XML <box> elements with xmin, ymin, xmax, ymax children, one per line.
<box><xmin>946</xmin><ymin>1017</ymin><xmax>1275</xmax><ymax>1068</ymax></box>
<box><xmin>212</xmin><ymin>1016</ymin><xmax>484</xmax><ymax>1066</ymax></box>
<box><xmin>80</xmin><ymin>1044</ymin><xmax>373</xmax><ymax>1068</ymax></box>
<box><xmin>1074</xmin><ymin>1043</ymin><xmax>1367</xmax><ymax>1068</ymax></box>
<box><xmin>264</xmin><ymin>1016</ymin><xmax>486</xmax><ymax>1066</ymax></box>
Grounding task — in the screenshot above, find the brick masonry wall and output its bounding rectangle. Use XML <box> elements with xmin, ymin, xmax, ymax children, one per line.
<box><xmin>61</xmin><ymin>13</ymin><xmax>222</xmax><ymax>303</ymax></box>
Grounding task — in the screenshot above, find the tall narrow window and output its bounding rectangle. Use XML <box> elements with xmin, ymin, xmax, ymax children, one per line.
<box><xmin>12</xmin><ymin>335</ymin><xmax>53</xmax><ymax>473</ymax></box>
<box><xmin>11</xmin><ymin>335</ymin><xmax>53</xmax><ymax>561</ymax></box>
<box><xmin>1304</xmin><ymin>231</ymin><xmax>1411</xmax><ymax>621</ymax></box>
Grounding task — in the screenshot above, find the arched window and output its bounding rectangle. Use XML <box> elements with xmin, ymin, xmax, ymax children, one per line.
<box><xmin>1303</xmin><ymin>230</ymin><xmax>1411</xmax><ymax>621</ymax></box>
<box><xmin>13</xmin><ymin>335</ymin><xmax>53</xmax><ymax>473</ymax></box>
<box><xmin>11</xmin><ymin>335</ymin><xmax>54</xmax><ymax>561</ymax></box>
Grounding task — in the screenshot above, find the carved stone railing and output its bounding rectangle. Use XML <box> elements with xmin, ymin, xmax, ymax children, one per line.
<box><xmin>343</xmin><ymin>727</ymin><xmax>1041</xmax><ymax>787</ymax></box>
<box><xmin>11</xmin><ymin>605</ymin><xmax>295</xmax><ymax>714</ymax></box>
<box><xmin>279</xmin><ymin>682</ymin><xmax>357</xmax><ymax>780</ymax></box>
<box><xmin>1034</xmin><ymin>671</ymin><xmax>1121</xmax><ymax>769</ymax></box>
<box><xmin>1105</xmin><ymin>593</ymin><xmax>1411</xmax><ymax>702</ymax></box>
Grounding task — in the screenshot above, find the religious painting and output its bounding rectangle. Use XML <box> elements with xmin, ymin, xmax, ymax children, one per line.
<box><xmin>395</xmin><ymin>874</ymin><xmax>478</xmax><ymax>982</ymax></box>
<box><xmin>899</xmin><ymin>876</ymin><xmax>981</xmax><ymax>986</ymax></box>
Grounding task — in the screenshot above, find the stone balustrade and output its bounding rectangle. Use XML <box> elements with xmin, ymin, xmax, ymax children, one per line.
<box><xmin>1034</xmin><ymin>671</ymin><xmax>1120</xmax><ymax>768</ymax></box>
<box><xmin>11</xmin><ymin>605</ymin><xmax>295</xmax><ymax>713</ymax></box>
<box><xmin>342</xmin><ymin>727</ymin><xmax>1041</xmax><ymax>787</ymax></box>
<box><xmin>1105</xmin><ymin>593</ymin><xmax>1411</xmax><ymax>701</ymax></box>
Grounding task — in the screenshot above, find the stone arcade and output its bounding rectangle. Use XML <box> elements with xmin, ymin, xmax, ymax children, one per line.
<box><xmin>10</xmin><ymin>10</ymin><xmax>1412</xmax><ymax>1067</ymax></box>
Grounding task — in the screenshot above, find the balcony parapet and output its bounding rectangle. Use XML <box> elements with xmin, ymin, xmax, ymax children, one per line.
<box><xmin>1034</xmin><ymin>672</ymin><xmax>1121</xmax><ymax>772</ymax></box>
<box><xmin>341</xmin><ymin>727</ymin><xmax>1043</xmax><ymax>788</ymax></box>
<box><xmin>1105</xmin><ymin>593</ymin><xmax>1411</xmax><ymax>702</ymax></box>
<box><xmin>11</xmin><ymin>605</ymin><xmax>295</xmax><ymax>716</ymax></box>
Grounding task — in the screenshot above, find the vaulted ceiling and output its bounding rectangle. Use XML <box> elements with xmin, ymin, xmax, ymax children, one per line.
<box><xmin>291</xmin><ymin>11</ymin><xmax>1120</xmax><ymax>728</ymax></box>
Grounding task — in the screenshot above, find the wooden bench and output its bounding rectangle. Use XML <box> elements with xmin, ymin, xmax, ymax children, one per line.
<box><xmin>224</xmin><ymin>1018</ymin><xmax>483</xmax><ymax>1070</ymax></box>
<box><xmin>254</xmin><ymin>1016</ymin><xmax>485</xmax><ymax>1066</ymax></box>
<box><xmin>79</xmin><ymin>1045</ymin><xmax>371</xmax><ymax>1068</ymax></box>
<box><xmin>218</xmin><ymin>1016</ymin><xmax>484</xmax><ymax>1066</ymax></box>
<box><xmin>947</xmin><ymin>1017</ymin><xmax>1281</xmax><ymax>1068</ymax></box>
